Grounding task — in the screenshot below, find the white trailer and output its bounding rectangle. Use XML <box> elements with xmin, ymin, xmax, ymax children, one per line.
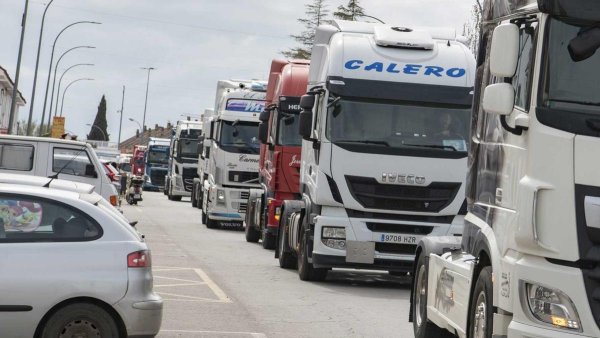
<box><xmin>276</xmin><ymin>20</ymin><xmax>476</xmax><ymax>280</ymax></box>
<box><xmin>200</xmin><ymin>80</ymin><xmax>266</xmax><ymax>228</ymax></box>
<box><xmin>411</xmin><ymin>1</ymin><xmax>600</xmax><ymax>337</ymax></box>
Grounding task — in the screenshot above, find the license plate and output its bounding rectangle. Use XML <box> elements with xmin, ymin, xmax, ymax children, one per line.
<box><xmin>134</xmin><ymin>194</ymin><xmax>141</xmax><ymax>199</ymax></box>
<box><xmin>375</xmin><ymin>233</ymin><xmax>422</xmax><ymax>245</ymax></box>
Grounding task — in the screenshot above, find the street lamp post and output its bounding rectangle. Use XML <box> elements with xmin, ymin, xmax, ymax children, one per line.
<box><xmin>8</xmin><ymin>0</ymin><xmax>30</xmax><ymax>135</ymax></box>
<box><xmin>39</xmin><ymin>21</ymin><xmax>101</xmax><ymax>135</ymax></box>
<box><xmin>129</xmin><ymin>117</ymin><xmax>142</xmax><ymax>134</ymax></box>
<box><xmin>141</xmin><ymin>67</ymin><xmax>155</xmax><ymax>135</ymax></box>
<box><xmin>54</xmin><ymin>62</ymin><xmax>94</xmax><ymax>119</ymax></box>
<box><xmin>86</xmin><ymin>123</ymin><xmax>106</xmax><ymax>141</ymax></box>
<box><xmin>51</xmin><ymin>46</ymin><xmax>95</xmax><ymax>119</ymax></box>
<box><xmin>26</xmin><ymin>0</ymin><xmax>55</xmax><ymax>136</ymax></box>
<box><xmin>59</xmin><ymin>78</ymin><xmax>94</xmax><ymax>117</ymax></box>
<box><xmin>117</xmin><ymin>86</ymin><xmax>126</xmax><ymax>147</ymax></box>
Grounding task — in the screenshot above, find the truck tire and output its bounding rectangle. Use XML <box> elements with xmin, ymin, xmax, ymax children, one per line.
<box><xmin>171</xmin><ymin>194</ymin><xmax>182</xmax><ymax>202</ymax></box>
<box><xmin>244</xmin><ymin>201</ymin><xmax>260</xmax><ymax>242</ymax></box>
<box><xmin>278</xmin><ymin>225</ymin><xmax>296</xmax><ymax>269</ymax></box>
<box><xmin>40</xmin><ymin>303</ymin><xmax>119</xmax><ymax>338</ymax></box>
<box><xmin>412</xmin><ymin>254</ymin><xmax>453</xmax><ymax>338</ymax></box>
<box><xmin>202</xmin><ymin>210</ymin><xmax>207</xmax><ymax>225</ymax></box>
<box><xmin>206</xmin><ymin>215</ymin><xmax>218</xmax><ymax>229</ymax></box>
<box><xmin>261</xmin><ymin>229</ymin><xmax>276</xmax><ymax>250</ymax></box>
<box><xmin>298</xmin><ymin>226</ymin><xmax>327</xmax><ymax>282</ymax></box>
<box><xmin>469</xmin><ymin>266</ymin><xmax>493</xmax><ymax>338</ymax></box>
<box><xmin>191</xmin><ymin>185</ymin><xmax>198</xmax><ymax>207</ymax></box>
<box><xmin>196</xmin><ymin>186</ymin><xmax>204</xmax><ymax>209</ymax></box>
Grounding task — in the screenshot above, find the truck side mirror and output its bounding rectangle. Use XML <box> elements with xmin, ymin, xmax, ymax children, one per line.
<box><xmin>490</xmin><ymin>23</ymin><xmax>520</xmax><ymax>78</ymax></box>
<box><xmin>298</xmin><ymin>110</ymin><xmax>313</xmax><ymax>140</ymax></box>
<box><xmin>209</xmin><ymin>121</ymin><xmax>215</xmax><ymax>140</ymax></box>
<box><xmin>259</xmin><ymin>109</ymin><xmax>271</xmax><ymax>122</ymax></box>
<box><xmin>258</xmin><ymin>122</ymin><xmax>269</xmax><ymax>144</ymax></box>
<box><xmin>300</xmin><ymin>94</ymin><xmax>315</xmax><ymax>110</ymax></box>
<box><xmin>483</xmin><ymin>83</ymin><xmax>515</xmax><ymax>116</ymax></box>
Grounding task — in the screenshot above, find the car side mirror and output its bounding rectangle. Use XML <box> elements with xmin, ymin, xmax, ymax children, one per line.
<box><xmin>483</xmin><ymin>83</ymin><xmax>515</xmax><ymax>116</ymax></box>
<box><xmin>490</xmin><ymin>23</ymin><xmax>520</xmax><ymax>77</ymax></box>
<box><xmin>300</xmin><ymin>94</ymin><xmax>315</xmax><ymax>110</ymax></box>
<box><xmin>85</xmin><ymin>164</ymin><xmax>98</xmax><ymax>178</ymax></box>
<box><xmin>298</xmin><ymin>110</ymin><xmax>313</xmax><ymax>140</ymax></box>
<box><xmin>258</xmin><ymin>122</ymin><xmax>269</xmax><ymax>144</ymax></box>
<box><xmin>569</xmin><ymin>27</ymin><xmax>600</xmax><ymax>62</ymax></box>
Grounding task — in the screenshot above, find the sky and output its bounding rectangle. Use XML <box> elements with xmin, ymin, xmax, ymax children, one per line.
<box><xmin>1</xmin><ymin>0</ymin><xmax>476</xmax><ymax>144</ymax></box>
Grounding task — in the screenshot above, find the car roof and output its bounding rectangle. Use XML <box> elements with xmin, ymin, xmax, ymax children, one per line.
<box><xmin>0</xmin><ymin>134</ymin><xmax>90</xmax><ymax>147</ymax></box>
<box><xmin>0</xmin><ymin>173</ymin><xmax>95</xmax><ymax>194</ymax></box>
<box><xmin>0</xmin><ymin>183</ymin><xmax>82</xmax><ymax>201</ymax></box>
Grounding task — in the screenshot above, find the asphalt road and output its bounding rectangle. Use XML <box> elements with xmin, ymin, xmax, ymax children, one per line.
<box><xmin>122</xmin><ymin>192</ymin><xmax>415</xmax><ymax>338</ymax></box>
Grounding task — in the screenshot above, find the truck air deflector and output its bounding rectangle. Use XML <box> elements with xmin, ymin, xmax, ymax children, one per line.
<box><xmin>326</xmin><ymin>76</ymin><xmax>473</xmax><ymax>106</ymax></box>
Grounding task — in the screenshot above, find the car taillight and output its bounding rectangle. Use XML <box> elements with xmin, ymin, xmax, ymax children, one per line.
<box><xmin>128</xmin><ymin>250</ymin><xmax>151</xmax><ymax>268</ymax></box>
<box><xmin>110</xmin><ymin>195</ymin><xmax>118</xmax><ymax>206</ymax></box>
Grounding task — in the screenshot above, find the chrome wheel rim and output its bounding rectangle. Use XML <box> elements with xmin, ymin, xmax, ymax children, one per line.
<box><xmin>473</xmin><ymin>291</ymin><xmax>487</xmax><ymax>338</ymax></box>
<box><xmin>415</xmin><ymin>264</ymin><xmax>427</xmax><ymax>327</ymax></box>
<box><xmin>59</xmin><ymin>318</ymin><xmax>101</xmax><ymax>338</ymax></box>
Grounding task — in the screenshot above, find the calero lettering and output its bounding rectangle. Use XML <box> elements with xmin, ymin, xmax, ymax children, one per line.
<box><xmin>344</xmin><ymin>59</ymin><xmax>466</xmax><ymax>78</ymax></box>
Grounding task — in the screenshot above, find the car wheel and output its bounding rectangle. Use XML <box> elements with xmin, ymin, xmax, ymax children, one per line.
<box><xmin>261</xmin><ymin>229</ymin><xmax>276</xmax><ymax>249</ymax></box>
<box><xmin>412</xmin><ymin>254</ymin><xmax>453</xmax><ymax>338</ymax></box>
<box><xmin>470</xmin><ymin>266</ymin><xmax>493</xmax><ymax>338</ymax></box>
<box><xmin>40</xmin><ymin>303</ymin><xmax>119</xmax><ymax>338</ymax></box>
<box><xmin>278</xmin><ymin>226</ymin><xmax>296</xmax><ymax>269</ymax></box>
<box><xmin>298</xmin><ymin>226</ymin><xmax>327</xmax><ymax>281</ymax></box>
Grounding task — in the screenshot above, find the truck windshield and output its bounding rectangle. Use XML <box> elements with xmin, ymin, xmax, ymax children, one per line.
<box><xmin>179</xmin><ymin>139</ymin><xmax>200</xmax><ymax>158</ymax></box>
<box><xmin>326</xmin><ymin>97</ymin><xmax>470</xmax><ymax>153</ymax></box>
<box><xmin>219</xmin><ymin>120</ymin><xmax>260</xmax><ymax>154</ymax></box>
<box><xmin>147</xmin><ymin>149</ymin><xmax>169</xmax><ymax>164</ymax></box>
<box><xmin>278</xmin><ymin>113</ymin><xmax>302</xmax><ymax>146</ymax></box>
<box><xmin>543</xmin><ymin>18</ymin><xmax>600</xmax><ymax>114</ymax></box>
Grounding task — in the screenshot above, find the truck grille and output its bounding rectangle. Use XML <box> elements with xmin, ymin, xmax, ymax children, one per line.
<box><xmin>366</xmin><ymin>223</ymin><xmax>435</xmax><ymax>235</ymax></box>
<box><xmin>182</xmin><ymin>167</ymin><xmax>198</xmax><ymax>192</ymax></box>
<box><xmin>238</xmin><ymin>203</ymin><xmax>247</xmax><ymax>213</ymax></box>
<box><xmin>240</xmin><ymin>191</ymin><xmax>250</xmax><ymax>200</ymax></box>
<box><xmin>375</xmin><ymin>243</ymin><xmax>417</xmax><ymax>255</ymax></box>
<box><xmin>150</xmin><ymin>170</ymin><xmax>166</xmax><ymax>187</ymax></box>
<box><xmin>345</xmin><ymin>176</ymin><xmax>460</xmax><ymax>212</ymax></box>
<box><xmin>229</xmin><ymin>171</ymin><xmax>259</xmax><ymax>184</ymax></box>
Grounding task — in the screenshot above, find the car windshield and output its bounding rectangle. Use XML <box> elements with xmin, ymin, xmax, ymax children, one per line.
<box><xmin>326</xmin><ymin>97</ymin><xmax>471</xmax><ymax>153</ymax></box>
<box><xmin>277</xmin><ymin>113</ymin><xmax>302</xmax><ymax>146</ymax></box>
<box><xmin>219</xmin><ymin>120</ymin><xmax>260</xmax><ymax>154</ymax></box>
<box><xmin>179</xmin><ymin>138</ymin><xmax>200</xmax><ymax>158</ymax></box>
<box><xmin>543</xmin><ymin>18</ymin><xmax>600</xmax><ymax>114</ymax></box>
<box><xmin>147</xmin><ymin>149</ymin><xmax>169</xmax><ymax>164</ymax></box>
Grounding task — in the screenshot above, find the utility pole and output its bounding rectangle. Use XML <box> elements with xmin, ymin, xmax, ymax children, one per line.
<box><xmin>9</xmin><ymin>0</ymin><xmax>30</xmax><ymax>135</ymax></box>
<box><xmin>141</xmin><ymin>67</ymin><xmax>155</xmax><ymax>144</ymax></box>
<box><xmin>118</xmin><ymin>86</ymin><xmax>125</xmax><ymax>148</ymax></box>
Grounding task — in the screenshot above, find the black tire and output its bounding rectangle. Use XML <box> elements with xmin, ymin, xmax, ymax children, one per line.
<box><xmin>389</xmin><ymin>271</ymin><xmax>406</xmax><ymax>277</ymax></box>
<box><xmin>201</xmin><ymin>210</ymin><xmax>207</xmax><ymax>225</ymax></box>
<box><xmin>40</xmin><ymin>303</ymin><xmax>119</xmax><ymax>338</ymax></box>
<box><xmin>191</xmin><ymin>187</ymin><xmax>198</xmax><ymax>207</ymax></box>
<box><xmin>245</xmin><ymin>214</ymin><xmax>260</xmax><ymax>243</ymax></box>
<box><xmin>206</xmin><ymin>216</ymin><xmax>218</xmax><ymax>229</ymax></box>
<box><xmin>298</xmin><ymin>227</ymin><xmax>327</xmax><ymax>281</ymax></box>
<box><xmin>412</xmin><ymin>255</ymin><xmax>453</xmax><ymax>338</ymax></box>
<box><xmin>164</xmin><ymin>181</ymin><xmax>169</xmax><ymax>195</ymax></box>
<box><xmin>469</xmin><ymin>266</ymin><xmax>493</xmax><ymax>338</ymax></box>
<box><xmin>197</xmin><ymin>189</ymin><xmax>204</xmax><ymax>209</ymax></box>
<box><xmin>171</xmin><ymin>195</ymin><xmax>182</xmax><ymax>202</ymax></box>
<box><xmin>278</xmin><ymin>226</ymin><xmax>296</xmax><ymax>269</ymax></box>
<box><xmin>261</xmin><ymin>229</ymin><xmax>276</xmax><ymax>250</ymax></box>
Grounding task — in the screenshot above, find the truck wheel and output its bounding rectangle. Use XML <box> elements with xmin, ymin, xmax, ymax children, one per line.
<box><xmin>206</xmin><ymin>216</ymin><xmax>218</xmax><ymax>229</ymax></box>
<box><xmin>196</xmin><ymin>187</ymin><xmax>203</xmax><ymax>209</ymax></box>
<box><xmin>278</xmin><ymin>226</ymin><xmax>296</xmax><ymax>269</ymax></box>
<box><xmin>202</xmin><ymin>210</ymin><xmax>207</xmax><ymax>224</ymax></box>
<box><xmin>244</xmin><ymin>202</ymin><xmax>260</xmax><ymax>242</ymax></box>
<box><xmin>261</xmin><ymin>230</ymin><xmax>276</xmax><ymax>250</ymax></box>
<box><xmin>40</xmin><ymin>303</ymin><xmax>119</xmax><ymax>338</ymax></box>
<box><xmin>172</xmin><ymin>195</ymin><xmax>182</xmax><ymax>202</ymax></box>
<box><xmin>298</xmin><ymin>227</ymin><xmax>327</xmax><ymax>282</ymax></box>
<box><xmin>191</xmin><ymin>187</ymin><xmax>198</xmax><ymax>207</ymax></box>
<box><xmin>470</xmin><ymin>266</ymin><xmax>493</xmax><ymax>338</ymax></box>
<box><xmin>412</xmin><ymin>254</ymin><xmax>453</xmax><ymax>338</ymax></box>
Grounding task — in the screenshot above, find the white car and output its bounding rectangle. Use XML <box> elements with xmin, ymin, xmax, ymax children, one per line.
<box><xmin>0</xmin><ymin>182</ymin><xmax>162</xmax><ymax>337</ymax></box>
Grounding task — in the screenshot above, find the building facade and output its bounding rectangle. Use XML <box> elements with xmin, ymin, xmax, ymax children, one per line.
<box><xmin>0</xmin><ymin>66</ymin><xmax>26</xmax><ymax>134</ymax></box>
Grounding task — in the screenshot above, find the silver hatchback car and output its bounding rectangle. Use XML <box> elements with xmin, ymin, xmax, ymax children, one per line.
<box><xmin>0</xmin><ymin>183</ymin><xmax>162</xmax><ymax>337</ymax></box>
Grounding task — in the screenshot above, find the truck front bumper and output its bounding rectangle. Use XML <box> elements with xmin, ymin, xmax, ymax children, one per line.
<box><xmin>206</xmin><ymin>186</ymin><xmax>251</xmax><ymax>223</ymax></box>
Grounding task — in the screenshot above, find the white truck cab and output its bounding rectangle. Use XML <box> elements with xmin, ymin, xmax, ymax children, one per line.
<box><xmin>411</xmin><ymin>1</ymin><xmax>600</xmax><ymax>337</ymax></box>
<box><xmin>277</xmin><ymin>20</ymin><xmax>476</xmax><ymax>280</ymax></box>
<box><xmin>0</xmin><ymin>135</ymin><xmax>119</xmax><ymax>206</ymax></box>
<box><xmin>166</xmin><ymin>120</ymin><xmax>203</xmax><ymax>201</ymax></box>
<box><xmin>200</xmin><ymin>80</ymin><xmax>265</xmax><ymax>228</ymax></box>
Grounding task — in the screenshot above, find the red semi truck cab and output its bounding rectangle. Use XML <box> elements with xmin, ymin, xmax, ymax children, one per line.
<box><xmin>131</xmin><ymin>145</ymin><xmax>147</xmax><ymax>177</ymax></box>
<box><xmin>245</xmin><ymin>59</ymin><xmax>309</xmax><ymax>249</ymax></box>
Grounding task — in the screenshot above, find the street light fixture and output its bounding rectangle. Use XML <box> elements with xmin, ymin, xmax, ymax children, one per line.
<box><xmin>39</xmin><ymin>21</ymin><xmax>101</xmax><ymax>134</ymax></box>
<box><xmin>86</xmin><ymin>123</ymin><xmax>106</xmax><ymax>141</ymax></box>
<box><xmin>128</xmin><ymin>117</ymin><xmax>142</xmax><ymax>133</ymax></box>
<box><xmin>51</xmin><ymin>46</ymin><xmax>95</xmax><ymax>118</ymax></box>
<box><xmin>54</xmin><ymin>62</ymin><xmax>94</xmax><ymax>118</ymax></box>
<box><xmin>59</xmin><ymin>78</ymin><xmax>94</xmax><ymax>117</ymax></box>
<box><xmin>26</xmin><ymin>0</ymin><xmax>55</xmax><ymax>136</ymax></box>
<box><xmin>141</xmin><ymin>67</ymin><xmax>155</xmax><ymax>136</ymax></box>
<box><xmin>8</xmin><ymin>0</ymin><xmax>30</xmax><ymax>135</ymax></box>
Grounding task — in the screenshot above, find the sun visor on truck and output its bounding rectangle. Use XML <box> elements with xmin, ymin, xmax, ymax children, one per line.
<box><xmin>538</xmin><ymin>0</ymin><xmax>600</xmax><ymax>22</ymax></box>
<box><xmin>327</xmin><ymin>76</ymin><xmax>473</xmax><ymax>106</ymax></box>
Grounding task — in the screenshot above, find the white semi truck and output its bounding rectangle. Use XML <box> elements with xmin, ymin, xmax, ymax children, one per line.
<box><xmin>276</xmin><ymin>20</ymin><xmax>476</xmax><ymax>280</ymax></box>
<box><xmin>166</xmin><ymin>120</ymin><xmax>203</xmax><ymax>201</ymax></box>
<box><xmin>191</xmin><ymin>108</ymin><xmax>214</xmax><ymax>208</ymax></box>
<box><xmin>411</xmin><ymin>1</ymin><xmax>600</xmax><ymax>337</ymax></box>
<box><xmin>200</xmin><ymin>80</ymin><xmax>266</xmax><ymax>228</ymax></box>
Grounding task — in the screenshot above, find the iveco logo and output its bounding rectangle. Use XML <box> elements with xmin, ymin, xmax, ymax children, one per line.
<box><xmin>382</xmin><ymin>173</ymin><xmax>426</xmax><ymax>185</ymax></box>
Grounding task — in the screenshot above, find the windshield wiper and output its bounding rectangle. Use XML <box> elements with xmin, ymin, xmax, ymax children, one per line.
<box><xmin>335</xmin><ymin>139</ymin><xmax>389</xmax><ymax>147</ymax></box>
<box><xmin>402</xmin><ymin>143</ymin><xmax>458</xmax><ymax>151</ymax></box>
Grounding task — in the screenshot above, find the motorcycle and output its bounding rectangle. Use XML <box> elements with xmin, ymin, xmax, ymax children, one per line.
<box><xmin>127</xmin><ymin>175</ymin><xmax>144</xmax><ymax>205</ymax></box>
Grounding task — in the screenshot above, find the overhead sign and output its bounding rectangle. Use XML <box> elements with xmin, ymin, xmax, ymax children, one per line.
<box><xmin>226</xmin><ymin>99</ymin><xmax>266</xmax><ymax>113</ymax></box>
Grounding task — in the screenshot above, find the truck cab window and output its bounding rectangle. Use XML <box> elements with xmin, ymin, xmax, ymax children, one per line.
<box><xmin>513</xmin><ymin>23</ymin><xmax>537</xmax><ymax>110</ymax></box>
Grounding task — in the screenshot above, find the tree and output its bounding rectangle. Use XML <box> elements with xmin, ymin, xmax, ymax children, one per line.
<box><xmin>17</xmin><ymin>119</ymin><xmax>47</xmax><ymax>136</ymax></box>
<box><xmin>333</xmin><ymin>0</ymin><xmax>366</xmax><ymax>21</ymax></box>
<box><xmin>282</xmin><ymin>0</ymin><xmax>330</xmax><ymax>59</ymax></box>
<box><xmin>87</xmin><ymin>95</ymin><xmax>109</xmax><ymax>141</ymax></box>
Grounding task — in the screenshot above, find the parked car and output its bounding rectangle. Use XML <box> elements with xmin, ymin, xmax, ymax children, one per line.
<box><xmin>0</xmin><ymin>182</ymin><xmax>162</xmax><ymax>337</ymax></box>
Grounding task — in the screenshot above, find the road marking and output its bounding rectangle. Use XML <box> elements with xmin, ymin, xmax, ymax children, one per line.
<box><xmin>160</xmin><ymin>330</ymin><xmax>266</xmax><ymax>337</ymax></box>
<box><xmin>154</xmin><ymin>282</ymin><xmax>206</xmax><ymax>287</ymax></box>
<box><xmin>154</xmin><ymin>275</ymin><xmax>205</xmax><ymax>284</ymax></box>
<box><xmin>194</xmin><ymin>268</ymin><xmax>232</xmax><ymax>303</ymax></box>
<box><xmin>157</xmin><ymin>292</ymin><xmax>224</xmax><ymax>302</ymax></box>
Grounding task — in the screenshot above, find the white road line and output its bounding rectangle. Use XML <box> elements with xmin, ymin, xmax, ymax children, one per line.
<box><xmin>156</xmin><ymin>292</ymin><xmax>222</xmax><ymax>302</ymax></box>
<box><xmin>160</xmin><ymin>329</ymin><xmax>266</xmax><ymax>337</ymax></box>
<box><xmin>154</xmin><ymin>275</ymin><xmax>205</xmax><ymax>284</ymax></box>
<box><xmin>194</xmin><ymin>268</ymin><xmax>232</xmax><ymax>303</ymax></box>
<box><xmin>154</xmin><ymin>282</ymin><xmax>206</xmax><ymax>287</ymax></box>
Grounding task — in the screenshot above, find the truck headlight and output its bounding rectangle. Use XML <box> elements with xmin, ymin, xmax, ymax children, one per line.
<box><xmin>523</xmin><ymin>282</ymin><xmax>581</xmax><ymax>331</ymax></box>
<box><xmin>274</xmin><ymin>206</ymin><xmax>282</xmax><ymax>221</ymax></box>
<box><xmin>217</xmin><ymin>189</ymin><xmax>226</xmax><ymax>204</ymax></box>
<box><xmin>322</xmin><ymin>227</ymin><xmax>346</xmax><ymax>250</ymax></box>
